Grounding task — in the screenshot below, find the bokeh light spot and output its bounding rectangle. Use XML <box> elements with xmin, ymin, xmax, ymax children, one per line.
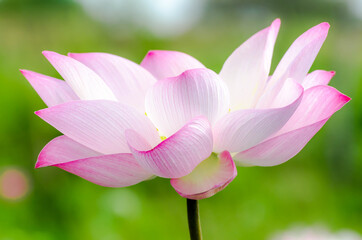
<box><xmin>0</xmin><ymin>168</ymin><xmax>30</xmax><ymax>201</ymax></box>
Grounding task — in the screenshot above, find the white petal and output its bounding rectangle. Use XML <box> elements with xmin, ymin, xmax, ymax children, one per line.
<box><xmin>213</xmin><ymin>79</ymin><xmax>303</xmax><ymax>152</ymax></box>
<box><xmin>220</xmin><ymin>19</ymin><xmax>280</xmax><ymax>110</ymax></box>
<box><xmin>145</xmin><ymin>68</ymin><xmax>230</xmax><ymax>137</ymax></box>
<box><xmin>36</xmin><ymin>100</ymin><xmax>160</xmax><ymax>154</ymax></box>
<box><xmin>257</xmin><ymin>22</ymin><xmax>330</xmax><ymax>108</ymax></box>
<box><xmin>126</xmin><ymin>117</ymin><xmax>213</xmax><ymax>178</ymax></box>
<box><xmin>21</xmin><ymin>70</ymin><xmax>78</xmax><ymax>107</ymax></box>
<box><xmin>140</xmin><ymin>50</ymin><xmax>205</xmax><ymax>80</ymax></box>
<box><xmin>69</xmin><ymin>52</ymin><xmax>157</xmax><ymax>113</ymax></box>
<box><xmin>43</xmin><ymin>51</ymin><xmax>116</xmax><ymax>101</ymax></box>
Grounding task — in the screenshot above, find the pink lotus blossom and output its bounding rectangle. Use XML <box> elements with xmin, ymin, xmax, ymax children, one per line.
<box><xmin>21</xmin><ymin>19</ymin><xmax>349</xmax><ymax>200</ymax></box>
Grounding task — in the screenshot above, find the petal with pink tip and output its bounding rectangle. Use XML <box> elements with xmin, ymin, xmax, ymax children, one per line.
<box><xmin>213</xmin><ymin>79</ymin><xmax>303</xmax><ymax>153</ymax></box>
<box><xmin>69</xmin><ymin>52</ymin><xmax>157</xmax><ymax>113</ymax></box>
<box><xmin>140</xmin><ymin>50</ymin><xmax>205</xmax><ymax>80</ymax></box>
<box><xmin>35</xmin><ymin>100</ymin><xmax>160</xmax><ymax>154</ymax></box>
<box><xmin>234</xmin><ymin>85</ymin><xmax>350</xmax><ymax>166</ymax></box>
<box><xmin>43</xmin><ymin>51</ymin><xmax>116</xmax><ymax>101</ymax></box>
<box><xmin>220</xmin><ymin>19</ymin><xmax>280</xmax><ymax>110</ymax></box>
<box><xmin>21</xmin><ymin>70</ymin><xmax>78</xmax><ymax>107</ymax></box>
<box><xmin>146</xmin><ymin>68</ymin><xmax>230</xmax><ymax>137</ymax></box>
<box><xmin>302</xmin><ymin>70</ymin><xmax>335</xmax><ymax>89</ymax></box>
<box><xmin>36</xmin><ymin>135</ymin><xmax>101</xmax><ymax>168</ymax></box>
<box><xmin>37</xmin><ymin>136</ymin><xmax>153</xmax><ymax>187</ymax></box>
<box><xmin>258</xmin><ymin>22</ymin><xmax>330</xmax><ymax>108</ymax></box>
<box><xmin>170</xmin><ymin>151</ymin><xmax>237</xmax><ymax>200</ymax></box>
<box><xmin>126</xmin><ymin>117</ymin><xmax>213</xmax><ymax>178</ymax></box>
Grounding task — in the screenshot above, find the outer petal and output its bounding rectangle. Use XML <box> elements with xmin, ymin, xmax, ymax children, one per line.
<box><xmin>69</xmin><ymin>52</ymin><xmax>157</xmax><ymax>113</ymax></box>
<box><xmin>170</xmin><ymin>151</ymin><xmax>237</xmax><ymax>200</ymax></box>
<box><xmin>234</xmin><ymin>85</ymin><xmax>350</xmax><ymax>166</ymax></box>
<box><xmin>37</xmin><ymin>136</ymin><xmax>153</xmax><ymax>187</ymax></box>
<box><xmin>20</xmin><ymin>70</ymin><xmax>78</xmax><ymax>107</ymax></box>
<box><xmin>213</xmin><ymin>79</ymin><xmax>303</xmax><ymax>153</ymax></box>
<box><xmin>140</xmin><ymin>50</ymin><xmax>205</xmax><ymax>80</ymax></box>
<box><xmin>36</xmin><ymin>135</ymin><xmax>101</xmax><ymax>168</ymax></box>
<box><xmin>257</xmin><ymin>22</ymin><xmax>330</xmax><ymax>108</ymax></box>
<box><xmin>302</xmin><ymin>70</ymin><xmax>335</xmax><ymax>89</ymax></box>
<box><xmin>35</xmin><ymin>100</ymin><xmax>160</xmax><ymax>154</ymax></box>
<box><xmin>145</xmin><ymin>68</ymin><xmax>230</xmax><ymax>137</ymax></box>
<box><xmin>42</xmin><ymin>51</ymin><xmax>116</xmax><ymax>101</ymax></box>
<box><xmin>126</xmin><ymin>117</ymin><xmax>213</xmax><ymax>178</ymax></box>
<box><xmin>220</xmin><ymin>19</ymin><xmax>280</xmax><ymax>110</ymax></box>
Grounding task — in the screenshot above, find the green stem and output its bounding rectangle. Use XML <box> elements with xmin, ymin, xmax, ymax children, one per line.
<box><xmin>187</xmin><ymin>199</ymin><xmax>202</xmax><ymax>240</ymax></box>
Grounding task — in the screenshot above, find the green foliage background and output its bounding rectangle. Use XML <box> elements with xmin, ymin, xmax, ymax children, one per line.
<box><xmin>0</xmin><ymin>0</ymin><xmax>361</xmax><ymax>239</ymax></box>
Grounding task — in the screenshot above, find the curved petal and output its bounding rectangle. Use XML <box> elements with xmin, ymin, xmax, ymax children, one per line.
<box><xmin>257</xmin><ymin>22</ymin><xmax>330</xmax><ymax>108</ymax></box>
<box><xmin>20</xmin><ymin>70</ymin><xmax>78</xmax><ymax>107</ymax></box>
<box><xmin>37</xmin><ymin>136</ymin><xmax>153</xmax><ymax>187</ymax></box>
<box><xmin>69</xmin><ymin>52</ymin><xmax>157</xmax><ymax>113</ymax></box>
<box><xmin>140</xmin><ymin>50</ymin><xmax>205</xmax><ymax>80</ymax></box>
<box><xmin>170</xmin><ymin>151</ymin><xmax>237</xmax><ymax>200</ymax></box>
<box><xmin>145</xmin><ymin>68</ymin><xmax>230</xmax><ymax>137</ymax></box>
<box><xmin>220</xmin><ymin>18</ymin><xmax>280</xmax><ymax>110</ymax></box>
<box><xmin>36</xmin><ymin>135</ymin><xmax>101</xmax><ymax>168</ymax></box>
<box><xmin>35</xmin><ymin>100</ymin><xmax>160</xmax><ymax>154</ymax></box>
<box><xmin>234</xmin><ymin>85</ymin><xmax>350</xmax><ymax>166</ymax></box>
<box><xmin>302</xmin><ymin>70</ymin><xmax>335</xmax><ymax>89</ymax></box>
<box><xmin>42</xmin><ymin>51</ymin><xmax>116</xmax><ymax>101</ymax></box>
<box><xmin>213</xmin><ymin>79</ymin><xmax>303</xmax><ymax>153</ymax></box>
<box><xmin>126</xmin><ymin>117</ymin><xmax>213</xmax><ymax>178</ymax></box>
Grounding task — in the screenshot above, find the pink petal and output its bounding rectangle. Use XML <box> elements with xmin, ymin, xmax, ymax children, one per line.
<box><xmin>69</xmin><ymin>52</ymin><xmax>157</xmax><ymax>113</ymax></box>
<box><xmin>170</xmin><ymin>151</ymin><xmax>237</xmax><ymax>200</ymax></box>
<box><xmin>20</xmin><ymin>70</ymin><xmax>78</xmax><ymax>107</ymax></box>
<box><xmin>258</xmin><ymin>22</ymin><xmax>330</xmax><ymax>108</ymax></box>
<box><xmin>35</xmin><ymin>100</ymin><xmax>160</xmax><ymax>154</ymax></box>
<box><xmin>37</xmin><ymin>136</ymin><xmax>152</xmax><ymax>187</ymax></box>
<box><xmin>220</xmin><ymin>19</ymin><xmax>280</xmax><ymax>110</ymax></box>
<box><xmin>213</xmin><ymin>79</ymin><xmax>303</xmax><ymax>153</ymax></box>
<box><xmin>36</xmin><ymin>135</ymin><xmax>101</xmax><ymax>168</ymax></box>
<box><xmin>126</xmin><ymin>117</ymin><xmax>213</xmax><ymax>178</ymax></box>
<box><xmin>43</xmin><ymin>51</ymin><xmax>116</xmax><ymax>101</ymax></box>
<box><xmin>302</xmin><ymin>70</ymin><xmax>335</xmax><ymax>89</ymax></box>
<box><xmin>145</xmin><ymin>68</ymin><xmax>230</xmax><ymax>137</ymax></box>
<box><xmin>140</xmin><ymin>50</ymin><xmax>205</xmax><ymax>80</ymax></box>
<box><xmin>234</xmin><ymin>85</ymin><xmax>350</xmax><ymax>166</ymax></box>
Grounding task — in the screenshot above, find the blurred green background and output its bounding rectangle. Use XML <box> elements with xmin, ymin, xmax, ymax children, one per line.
<box><xmin>0</xmin><ymin>0</ymin><xmax>361</xmax><ymax>239</ymax></box>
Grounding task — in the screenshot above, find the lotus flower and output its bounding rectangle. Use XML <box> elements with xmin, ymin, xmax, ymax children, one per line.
<box><xmin>21</xmin><ymin>19</ymin><xmax>349</xmax><ymax>200</ymax></box>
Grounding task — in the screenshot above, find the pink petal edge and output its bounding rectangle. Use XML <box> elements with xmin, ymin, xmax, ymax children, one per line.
<box><xmin>36</xmin><ymin>135</ymin><xmax>153</xmax><ymax>187</ymax></box>
<box><xmin>126</xmin><ymin>116</ymin><xmax>213</xmax><ymax>178</ymax></box>
<box><xmin>140</xmin><ymin>50</ymin><xmax>205</xmax><ymax>80</ymax></box>
<box><xmin>171</xmin><ymin>151</ymin><xmax>237</xmax><ymax>200</ymax></box>
<box><xmin>234</xmin><ymin>86</ymin><xmax>350</xmax><ymax>166</ymax></box>
<box><xmin>20</xmin><ymin>69</ymin><xmax>78</xmax><ymax>107</ymax></box>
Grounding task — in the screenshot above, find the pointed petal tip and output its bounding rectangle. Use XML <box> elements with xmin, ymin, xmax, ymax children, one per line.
<box><xmin>34</xmin><ymin>161</ymin><xmax>42</xmax><ymax>169</ymax></box>
<box><xmin>19</xmin><ymin>69</ymin><xmax>38</xmax><ymax>79</ymax></box>
<box><xmin>42</xmin><ymin>50</ymin><xmax>56</xmax><ymax>56</ymax></box>
<box><xmin>312</xmin><ymin>22</ymin><xmax>330</xmax><ymax>34</ymax></box>
<box><xmin>19</xmin><ymin>69</ymin><xmax>31</xmax><ymax>78</ymax></box>
<box><xmin>271</xmin><ymin>18</ymin><xmax>281</xmax><ymax>27</ymax></box>
<box><xmin>34</xmin><ymin>109</ymin><xmax>44</xmax><ymax>116</ymax></box>
<box><xmin>35</xmin><ymin>153</ymin><xmax>48</xmax><ymax>168</ymax></box>
<box><xmin>342</xmin><ymin>94</ymin><xmax>352</xmax><ymax>103</ymax></box>
<box><xmin>320</xmin><ymin>22</ymin><xmax>330</xmax><ymax>29</ymax></box>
